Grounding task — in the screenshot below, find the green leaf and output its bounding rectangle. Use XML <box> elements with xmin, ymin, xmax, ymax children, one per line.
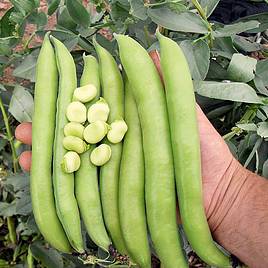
<box><xmin>262</xmin><ymin>158</ymin><xmax>268</xmax><ymax>178</ymax></box>
<box><xmin>0</xmin><ymin>38</ymin><xmax>12</xmax><ymax>56</ymax></box>
<box><xmin>225</xmin><ymin>140</ymin><xmax>238</xmax><ymax>158</ymax></box>
<box><xmin>0</xmin><ymin>139</ymin><xmax>7</xmax><ymax>151</ymax></box>
<box><xmin>235</xmin><ymin>12</ymin><xmax>268</xmax><ymax>33</ymax></box>
<box><xmin>0</xmin><ymin>8</ymin><xmax>16</xmax><ymax>38</ymax></box>
<box><xmin>16</xmin><ymin>220</ymin><xmax>35</xmax><ymax>236</ymax></box>
<box><xmin>57</xmin><ymin>6</ymin><xmax>77</xmax><ymax>31</ymax></box>
<box><xmin>30</xmin><ymin>241</ymin><xmax>64</xmax><ymax>268</ymax></box>
<box><xmin>206</xmin><ymin>104</ymin><xmax>233</xmax><ymax>119</ymax></box>
<box><xmin>34</xmin><ymin>0</ymin><xmax>40</xmax><ymax>7</ymax></box>
<box><xmin>129</xmin><ymin>0</ymin><xmax>147</xmax><ymax>20</ymax></box>
<box><xmin>9</xmin><ymin>10</ymin><xmax>24</xmax><ymax>25</ymax></box>
<box><xmin>244</xmin><ymin>137</ymin><xmax>262</xmax><ymax>168</ymax></box>
<box><xmin>90</xmin><ymin>10</ymin><xmax>104</xmax><ymax>24</ymax></box>
<box><xmin>8</xmin><ymin>86</ymin><xmax>34</xmax><ymax>123</ymax></box>
<box><xmin>236</xmin><ymin>123</ymin><xmax>257</xmax><ymax>132</ymax></box>
<box><xmin>260</xmin><ymin>106</ymin><xmax>268</xmax><ymax>118</ymax></box>
<box><xmin>15</xmin><ymin>189</ymin><xmax>31</xmax><ymax>215</ymax></box>
<box><xmin>0</xmin><ymin>202</ymin><xmax>16</xmax><ymax>217</ymax></box>
<box><xmin>5</xmin><ymin>173</ymin><xmax>32</xmax><ymax>215</ymax></box>
<box><xmin>213</xmin><ymin>20</ymin><xmax>260</xmax><ymax>37</ymax></box>
<box><xmin>128</xmin><ymin>20</ymin><xmax>156</xmax><ymax>48</ymax></box>
<box><xmin>211</xmin><ymin>37</ymin><xmax>237</xmax><ymax>59</ymax></box>
<box><xmin>257</xmin><ymin>122</ymin><xmax>268</xmax><ymax>138</ymax></box>
<box><xmin>227</xmin><ymin>53</ymin><xmax>257</xmax><ymax>82</ymax></box>
<box><xmin>66</xmin><ymin>0</ymin><xmax>90</xmax><ymax>28</ymax></box>
<box><xmin>5</xmin><ymin>173</ymin><xmax>29</xmax><ymax>192</ymax></box>
<box><xmin>13</xmin><ymin>53</ymin><xmax>37</xmax><ymax>82</ymax></box>
<box><xmin>63</xmin><ymin>35</ymin><xmax>79</xmax><ymax>51</ymax></box>
<box><xmin>10</xmin><ymin>0</ymin><xmax>36</xmax><ymax>16</ymax></box>
<box><xmin>168</xmin><ymin>2</ymin><xmax>187</xmax><ymax>13</ymax></box>
<box><xmin>206</xmin><ymin>59</ymin><xmax>228</xmax><ymax>80</ymax></box>
<box><xmin>256</xmin><ymin>109</ymin><xmax>267</xmax><ymax>121</ymax></box>
<box><xmin>254</xmin><ymin>59</ymin><xmax>268</xmax><ymax>96</ymax></box>
<box><xmin>110</xmin><ymin>0</ymin><xmax>130</xmax><ymax>23</ymax></box>
<box><xmin>147</xmin><ymin>7</ymin><xmax>208</xmax><ymax>33</ymax></box>
<box><xmin>27</xmin><ymin>11</ymin><xmax>47</xmax><ymax>29</ymax></box>
<box><xmin>179</xmin><ymin>40</ymin><xmax>210</xmax><ymax>80</ymax></box>
<box><xmin>194</xmin><ymin>81</ymin><xmax>262</xmax><ymax>103</ymax></box>
<box><xmin>233</xmin><ymin>35</ymin><xmax>261</xmax><ymax>52</ymax></box>
<box><xmin>47</xmin><ymin>0</ymin><xmax>61</xmax><ymax>15</ymax></box>
<box><xmin>200</xmin><ymin>0</ymin><xmax>220</xmax><ymax>17</ymax></box>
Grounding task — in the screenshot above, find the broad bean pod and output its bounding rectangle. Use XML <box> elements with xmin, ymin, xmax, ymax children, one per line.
<box><xmin>94</xmin><ymin>39</ymin><xmax>128</xmax><ymax>255</ymax></box>
<box><xmin>31</xmin><ymin>32</ymin><xmax>71</xmax><ymax>253</ymax></box>
<box><xmin>51</xmin><ymin>36</ymin><xmax>84</xmax><ymax>253</ymax></box>
<box><xmin>157</xmin><ymin>33</ymin><xmax>231</xmax><ymax>268</ymax></box>
<box><xmin>75</xmin><ymin>54</ymin><xmax>111</xmax><ymax>252</ymax></box>
<box><xmin>119</xmin><ymin>79</ymin><xmax>151</xmax><ymax>268</ymax></box>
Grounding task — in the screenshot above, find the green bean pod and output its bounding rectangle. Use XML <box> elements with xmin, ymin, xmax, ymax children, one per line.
<box><xmin>31</xmin><ymin>33</ymin><xmax>71</xmax><ymax>253</ymax></box>
<box><xmin>116</xmin><ymin>34</ymin><xmax>187</xmax><ymax>268</ymax></box>
<box><xmin>94</xmin><ymin>40</ymin><xmax>128</xmax><ymax>255</ymax></box>
<box><xmin>50</xmin><ymin>36</ymin><xmax>84</xmax><ymax>253</ymax></box>
<box><xmin>157</xmin><ymin>33</ymin><xmax>231</xmax><ymax>268</ymax></box>
<box><xmin>119</xmin><ymin>80</ymin><xmax>151</xmax><ymax>268</ymax></box>
<box><xmin>75</xmin><ymin>54</ymin><xmax>111</xmax><ymax>251</ymax></box>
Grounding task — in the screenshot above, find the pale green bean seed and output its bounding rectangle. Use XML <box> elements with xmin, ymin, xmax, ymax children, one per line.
<box><xmin>87</xmin><ymin>98</ymin><xmax>110</xmax><ymax>123</ymax></box>
<box><xmin>107</xmin><ymin>119</ymin><xmax>128</xmax><ymax>144</ymax></box>
<box><xmin>62</xmin><ymin>151</ymin><xmax>81</xmax><ymax>173</ymax></box>
<box><xmin>64</xmin><ymin>122</ymin><xmax>85</xmax><ymax>139</ymax></box>
<box><xmin>63</xmin><ymin>136</ymin><xmax>88</xmax><ymax>154</ymax></box>
<box><xmin>83</xmin><ymin>121</ymin><xmax>109</xmax><ymax>144</ymax></box>
<box><xmin>66</xmin><ymin>101</ymin><xmax>87</xmax><ymax>123</ymax></box>
<box><xmin>90</xmin><ymin>144</ymin><xmax>111</xmax><ymax>166</ymax></box>
<box><xmin>73</xmin><ymin>84</ymin><xmax>97</xmax><ymax>103</ymax></box>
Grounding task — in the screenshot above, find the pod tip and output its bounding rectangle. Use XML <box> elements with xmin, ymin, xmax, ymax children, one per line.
<box><xmin>92</xmin><ymin>36</ymin><xmax>98</xmax><ymax>47</ymax></box>
<box><xmin>49</xmin><ymin>35</ymin><xmax>56</xmax><ymax>44</ymax></box>
<box><xmin>155</xmin><ymin>28</ymin><xmax>162</xmax><ymax>39</ymax></box>
<box><xmin>113</xmin><ymin>33</ymin><xmax>125</xmax><ymax>41</ymax></box>
<box><xmin>45</xmin><ymin>31</ymin><xmax>51</xmax><ymax>37</ymax></box>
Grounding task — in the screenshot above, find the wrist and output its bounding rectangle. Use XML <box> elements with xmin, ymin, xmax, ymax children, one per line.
<box><xmin>206</xmin><ymin>159</ymin><xmax>250</xmax><ymax>233</ymax></box>
<box><xmin>208</xmin><ymin>161</ymin><xmax>268</xmax><ymax>267</ymax></box>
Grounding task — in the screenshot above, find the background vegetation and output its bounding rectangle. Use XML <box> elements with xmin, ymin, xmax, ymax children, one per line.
<box><xmin>0</xmin><ymin>0</ymin><xmax>267</xmax><ymax>267</ymax></box>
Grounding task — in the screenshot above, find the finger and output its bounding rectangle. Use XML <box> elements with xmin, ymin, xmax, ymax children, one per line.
<box><xmin>19</xmin><ymin>151</ymin><xmax>32</xmax><ymax>172</ymax></box>
<box><xmin>15</xmin><ymin>122</ymin><xmax>32</xmax><ymax>145</ymax></box>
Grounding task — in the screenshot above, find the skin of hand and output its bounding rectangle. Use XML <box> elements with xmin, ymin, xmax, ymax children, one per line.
<box><xmin>15</xmin><ymin>51</ymin><xmax>268</xmax><ymax>268</ymax></box>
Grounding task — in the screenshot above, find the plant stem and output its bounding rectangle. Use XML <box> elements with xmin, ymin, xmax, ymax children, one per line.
<box><xmin>23</xmin><ymin>31</ymin><xmax>36</xmax><ymax>50</ymax></box>
<box><xmin>223</xmin><ymin>130</ymin><xmax>238</xmax><ymax>141</ymax></box>
<box><xmin>7</xmin><ymin>217</ymin><xmax>17</xmax><ymax>244</ymax></box>
<box><xmin>27</xmin><ymin>247</ymin><xmax>34</xmax><ymax>268</ymax></box>
<box><xmin>223</xmin><ymin>105</ymin><xmax>258</xmax><ymax>141</ymax></box>
<box><xmin>191</xmin><ymin>0</ymin><xmax>207</xmax><ymax>21</ymax></box>
<box><xmin>0</xmin><ymin>96</ymin><xmax>18</xmax><ymax>260</ymax></box>
<box><xmin>144</xmin><ymin>0</ymin><xmax>169</xmax><ymax>7</ymax></box>
<box><xmin>191</xmin><ymin>0</ymin><xmax>213</xmax><ymax>46</ymax></box>
<box><xmin>0</xmin><ymin>96</ymin><xmax>18</xmax><ymax>172</ymax></box>
<box><xmin>92</xmin><ymin>21</ymin><xmax>115</xmax><ymax>29</ymax></box>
